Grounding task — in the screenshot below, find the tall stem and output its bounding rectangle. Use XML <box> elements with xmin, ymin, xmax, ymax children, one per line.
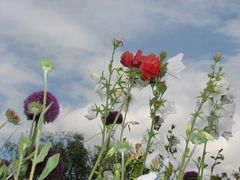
<box><xmin>121</xmin><ymin>152</ymin><xmax>125</xmax><ymax>180</ymax></box>
<box><xmin>199</xmin><ymin>142</ymin><xmax>207</xmax><ymax>180</ymax></box>
<box><xmin>28</xmin><ymin>114</ymin><xmax>36</xmax><ymax>139</ymax></box>
<box><xmin>177</xmin><ymin>101</ymin><xmax>204</xmax><ymax>180</ymax></box>
<box><xmin>88</xmin><ymin>81</ymin><xmax>133</xmax><ymax>180</ymax></box>
<box><xmin>29</xmin><ymin>70</ymin><xmax>48</xmax><ymax>180</ymax></box>
<box><xmin>0</xmin><ymin>121</ymin><xmax>8</xmax><ymax>129</ymax></box>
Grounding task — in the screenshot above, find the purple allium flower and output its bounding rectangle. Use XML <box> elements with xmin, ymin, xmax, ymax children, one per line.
<box><xmin>24</xmin><ymin>91</ymin><xmax>60</xmax><ymax>123</ymax></box>
<box><xmin>183</xmin><ymin>171</ymin><xmax>198</xmax><ymax>180</ymax></box>
<box><xmin>105</xmin><ymin>111</ymin><xmax>123</xmax><ymax>125</ymax></box>
<box><xmin>34</xmin><ymin>147</ymin><xmax>64</xmax><ymax>180</ymax></box>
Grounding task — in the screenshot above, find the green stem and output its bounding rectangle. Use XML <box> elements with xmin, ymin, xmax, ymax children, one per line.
<box><xmin>88</xmin><ymin>81</ymin><xmax>133</xmax><ymax>180</ymax></box>
<box><xmin>121</xmin><ymin>152</ymin><xmax>125</xmax><ymax>180</ymax></box>
<box><xmin>177</xmin><ymin>101</ymin><xmax>204</xmax><ymax>180</ymax></box>
<box><xmin>28</xmin><ymin>114</ymin><xmax>36</xmax><ymax>139</ymax></box>
<box><xmin>199</xmin><ymin>142</ymin><xmax>207</xmax><ymax>180</ymax></box>
<box><xmin>119</xmin><ymin>79</ymin><xmax>132</xmax><ymax>141</ymax></box>
<box><xmin>15</xmin><ymin>155</ymin><xmax>23</xmax><ymax>180</ymax></box>
<box><xmin>0</xmin><ymin>126</ymin><xmax>19</xmax><ymax>153</ymax></box>
<box><xmin>0</xmin><ymin>121</ymin><xmax>8</xmax><ymax>129</ymax></box>
<box><xmin>29</xmin><ymin>70</ymin><xmax>48</xmax><ymax>180</ymax></box>
<box><xmin>140</xmin><ymin>91</ymin><xmax>164</xmax><ymax>175</ymax></box>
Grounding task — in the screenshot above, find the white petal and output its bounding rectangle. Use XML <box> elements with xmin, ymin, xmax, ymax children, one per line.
<box><xmin>95</xmin><ymin>84</ymin><xmax>106</xmax><ymax>100</ymax></box>
<box><xmin>137</xmin><ymin>172</ymin><xmax>158</xmax><ymax>180</ymax></box>
<box><xmin>166</xmin><ymin>53</ymin><xmax>185</xmax><ymax>79</ymax></box>
<box><xmin>200</xmin><ymin>100</ymin><xmax>213</xmax><ymax>117</ymax></box>
<box><xmin>103</xmin><ymin>170</ymin><xmax>114</xmax><ymax>179</ymax></box>
<box><xmin>158</xmin><ymin>101</ymin><xmax>176</xmax><ymax>119</ymax></box>
<box><xmin>90</xmin><ymin>72</ymin><xmax>101</xmax><ymax>81</ymax></box>
<box><xmin>134</xmin><ymin>79</ymin><xmax>149</xmax><ymax>89</ymax></box>
<box><xmin>163</xmin><ymin>157</ymin><xmax>179</xmax><ymax>170</ymax></box>
<box><xmin>212</xmin><ymin>79</ymin><xmax>229</xmax><ymax>101</ymax></box>
<box><xmin>85</xmin><ymin>105</ymin><xmax>97</xmax><ymax>120</ymax></box>
<box><xmin>145</xmin><ymin>150</ymin><xmax>160</xmax><ymax>169</ymax></box>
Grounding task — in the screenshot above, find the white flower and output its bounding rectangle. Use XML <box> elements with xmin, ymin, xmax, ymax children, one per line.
<box><xmin>85</xmin><ymin>105</ymin><xmax>97</xmax><ymax>120</ymax></box>
<box><xmin>166</xmin><ymin>53</ymin><xmax>185</xmax><ymax>79</ymax></box>
<box><xmin>90</xmin><ymin>72</ymin><xmax>101</xmax><ymax>81</ymax></box>
<box><xmin>212</xmin><ymin>79</ymin><xmax>230</xmax><ymax>102</ymax></box>
<box><xmin>157</xmin><ymin>101</ymin><xmax>176</xmax><ymax>119</ymax></box>
<box><xmin>95</xmin><ymin>84</ymin><xmax>106</xmax><ymax>100</ymax></box>
<box><xmin>215</xmin><ymin>103</ymin><xmax>236</xmax><ymax>140</ymax></box>
<box><xmin>145</xmin><ymin>150</ymin><xmax>160</xmax><ymax>169</ymax></box>
<box><xmin>134</xmin><ymin>79</ymin><xmax>149</xmax><ymax>89</ymax></box>
<box><xmin>137</xmin><ymin>172</ymin><xmax>158</xmax><ymax>180</ymax></box>
<box><xmin>103</xmin><ymin>170</ymin><xmax>114</xmax><ymax>180</ymax></box>
<box><xmin>162</xmin><ymin>157</ymin><xmax>179</xmax><ymax>171</ymax></box>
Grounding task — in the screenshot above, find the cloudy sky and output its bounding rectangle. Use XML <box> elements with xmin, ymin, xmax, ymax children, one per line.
<box><xmin>0</xmin><ymin>0</ymin><xmax>240</xmax><ymax>177</ymax></box>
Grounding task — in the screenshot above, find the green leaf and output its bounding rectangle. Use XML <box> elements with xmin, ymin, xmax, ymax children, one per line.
<box><xmin>0</xmin><ymin>164</ymin><xmax>8</xmax><ymax>179</ymax></box>
<box><xmin>18</xmin><ymin>135</ymin><xmax>31</xmax><ymax>156</ymax></box>
<box><xmin>190</xmin><ymin>133</ymin><xmax>207</xmax><ymax>144</ymax></box>
<box><xmin>186</xmin><ymin>121</ymin><xmax>192</xmax><ymax>135</ymax></box>
<box><xmin>38</xmin><ymin>153</ymin><xmax>60</xmax><ymax>180</ymax></box>
<box><xmin>36</xmin><ymin>142</ymin><xmax>52</xmax><ymax>164</ymax></box>
<box><xmin>106</xmin><ymin>146</ymin><xmax>116</xmax><ymax>158</ymax></box>
<box><xmin>200</xmin><ymin>131</ymin><xmax>215</xmax><ymax>141</ymax></box>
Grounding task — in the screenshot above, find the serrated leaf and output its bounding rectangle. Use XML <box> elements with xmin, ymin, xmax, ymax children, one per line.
<box><xmin>38</xmin><ymin>153</ymin><xmax>60</xmax><ymax>180</ymax></box>
<box><xmin>36</xmin><ymin>142</ymin><xmax>52</xmax><ymax>164</ymax></box>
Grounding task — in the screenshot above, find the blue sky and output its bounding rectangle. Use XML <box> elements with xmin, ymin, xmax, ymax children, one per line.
<box><xmin>0</xmin><ymin>0</ymin><xmax>240</xmax><ymax>176</ymax></box>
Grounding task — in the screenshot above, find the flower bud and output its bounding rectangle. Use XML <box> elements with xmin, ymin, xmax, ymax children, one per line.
<box><xmin>113</xmin><ymin>38</ymin><xmax>123</xmax><ymax>48</ymax></box>
<box><xmin>214</xmin><ymin>52</ymin><xmax>221</xmax><ymax>62</ymax></box>
<box><xmin>6</xmin><ymin>109</ymin><xmax>20</xmax><ymax>125</ymax></box>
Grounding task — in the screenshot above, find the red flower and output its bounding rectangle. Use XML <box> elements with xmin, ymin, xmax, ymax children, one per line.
<box><xmin>120</xmin><ymin>51</ymin><xmax>134</xmax><ymax>67</ymax></box>
<box><xmin>120</xmin><ymin>50</ymin><xmax>144</xmax><ymax>68</ymax></box>
<box><xmin>139</xmin><ymin>54</ymin><xmax>161</xmax><ymax>80</ymax></box>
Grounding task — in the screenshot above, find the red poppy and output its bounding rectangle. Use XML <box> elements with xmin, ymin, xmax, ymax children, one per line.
<box><xmin>120</xmin><ymin>50</ymin><xmax>145</xmax><ymax>68</ymax></box>
<box><xmin>139</xmin><ymin>54</ymin><xmax>161</xmax><ymax>80</ymax></box>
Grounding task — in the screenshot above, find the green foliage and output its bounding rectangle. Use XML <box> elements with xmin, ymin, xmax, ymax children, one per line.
<box><xmin>38</xmin><ymin>153</ymin><xmax>60</xmax><ymax>180</ymax></box>
<box><xmin>41</xmin><ymin>131</ymin><xmax>92</xmax><ymax>179</ymax></box>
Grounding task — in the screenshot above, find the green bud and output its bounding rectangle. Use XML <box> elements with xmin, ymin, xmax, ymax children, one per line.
<box><xmin>214</xmin><ymin>52</ymin><xmax>221</xmax><ymax>62</ymax></box>
<box><xmin>160</xmin><ymin>51</ymin><xmax>167</xmax><ymax>61</ymax></box>
<box><xmin>112</xmin><ymin>38</ymin><xmax>123</xmax><ymax>48</ymax></box>
<box><xmin>40</xmin><ymin>59</ymin><xmax>55</xmax><ymax>72</ymax></box>
<box><xmin>6</xmin><ymin>109</ymin><xmax>20</xmax><ymax>125</ymax></box>
<box><xmin>208</xmin><ymin>73</ymin><xmax>214</xmax><ymax>78</ymax></box>
<box><xmin>28</xmin><ymin>101</ymin><xmax>43</xmax><ymax>115</ymax></box>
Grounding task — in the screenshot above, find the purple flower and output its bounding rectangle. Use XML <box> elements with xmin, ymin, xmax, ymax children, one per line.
<box><xmin>24</xmin><ymin>91</ymin><xmax>60</xmax><ymax>123</ymax></box>
<box><xmin>105</xmin><ymin>111</ymin><xmax>123</xmax><ymax>125</ymax></box>
<box><xmin>32</xmin><ymin>147</ymin><xmax>64</xmax><ymax>180</ymax></box>
<box><xmin>183</xmin><ymin>171</ymin><xmax>198</xmax><ymax>180</ymax></box>
<box><xmin>0</xmin><ymin>159</ymin><xmax>11</xmax><ymax>166</ymax></box>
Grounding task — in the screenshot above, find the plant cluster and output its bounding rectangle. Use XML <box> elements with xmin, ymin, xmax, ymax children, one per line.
<box><xmin>0</xmin><ymin>40</ymin><xmax>238</xmax><ymax>180</ymax></box>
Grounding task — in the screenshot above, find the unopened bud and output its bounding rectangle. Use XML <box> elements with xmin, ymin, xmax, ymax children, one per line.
<box><xmin>6</xmin><ymin>109</ymin><xmax>20</xmax><ymax>125</ymax></box>
<box><xmin>214</xmin><ymin>52</ymin><xmax>221</xmax><ymax>62</ymax></box>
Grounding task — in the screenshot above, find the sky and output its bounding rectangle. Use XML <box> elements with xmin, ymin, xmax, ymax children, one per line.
<box><xmin>0</xmin><ymin>0</ymin><xmax>240</xmax><ymax>177</ymax></box>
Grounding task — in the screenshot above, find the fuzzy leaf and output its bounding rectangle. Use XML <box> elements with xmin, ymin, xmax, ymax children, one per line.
<box><xmin>36</xmin><ymin>142</ymin><xmax>52</xmax><ymax>164</ymax></box>
<box><xmin>38</xmin><ymin>153</ymin><xmax>60</xmax><ymax>180</ymax></box>
<box><xmin>200</xmin><ymin>131</ymin><xmax>215</xmax><ymax>141</ymax></box>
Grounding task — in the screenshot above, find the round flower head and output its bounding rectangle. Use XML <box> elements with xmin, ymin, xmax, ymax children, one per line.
<box><xmin>28</xmin><ymin>147</ymin><xmax>64</xmax><ymax>180</ymax></box>
<box><xmin>105</xmin><ymin>111</ymin><xmax>123</xmax><ymax>125</ymax></box>
<box><xmin>24</xmin><ymin>91</ymin><xmax>60</xmax><ymax>123</ymax></box>
<box><xmin>183</xmin><ymin>171</ymin><xmax>198</xmax><ymax>180</ymax></box>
